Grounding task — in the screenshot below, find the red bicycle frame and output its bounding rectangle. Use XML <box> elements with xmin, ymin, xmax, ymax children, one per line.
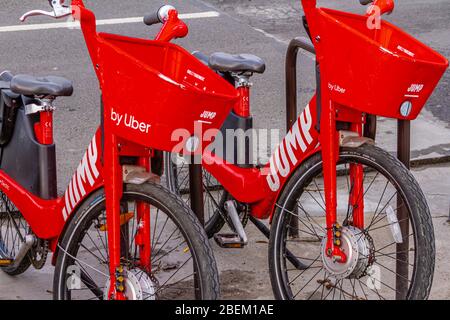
<box><xmin>1</xmin><ymin>0</ymin><xmax>446</xmax><ymax>299</ymax></box>
<box><xmin>202</xmin><ymin>95</ymin><xmax>352</xmax><ymax>261</ymax></box>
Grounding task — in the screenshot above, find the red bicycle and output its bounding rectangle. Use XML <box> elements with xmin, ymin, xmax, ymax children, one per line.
<box><xmin>164</xmin><ymin>0</ymin><xmax>448</xmax><ymax>299</ymax></box>
<box><xmin>0</xmin><ymin>0</ymin><xmax>221</xmax><ymax>300</ymax></box>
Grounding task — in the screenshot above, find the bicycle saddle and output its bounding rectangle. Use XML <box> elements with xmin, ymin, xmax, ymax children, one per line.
<box><xmin>208</xmin><ymin>52</ymin><xmax>266</xmax><ymax>74</ymax></box>
<box><xmin>10</xmin><ymin>74</ymin><xmax>73</xmax><ymax>97</ymax></box>
<box><xmin>192</xmin><ymin>51</ymin><xmax>209</xmax><ymax>66</ymax></box>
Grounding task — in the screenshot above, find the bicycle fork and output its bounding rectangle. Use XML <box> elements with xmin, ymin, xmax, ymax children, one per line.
<box><xmin>104</xmin><ymin>133</ymin><xmax>126</xmax><ymax>300</ymax></box>
<box><xmin>320</xmin><ymin>88</ymin><xmax>365</xmax><ymax>264</ymax></box>
<box><xmin>103</xmin><ymin>133</ymin><xmax>153</xmax><ymax>300</ymax></box>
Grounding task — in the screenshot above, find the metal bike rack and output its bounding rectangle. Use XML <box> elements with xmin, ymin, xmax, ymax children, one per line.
<box><xmin>285</xmin><ymin>37</ymin><xmax>316</xmax><ymax>132</ymax></box>
<box><xmin>285</xmin><ymin>36</ymin><xmax>410</xmax><ymax>298</ymax></box>
<box><xmin>189</xmin><ymin>159</ymin><xmax>205</xmax><ymax>226</ymax></box>
<box><xmin>285</xmin><ymin>37</ymin><xmax>315</xmax><ymax>238</ymax></box>
<box><xmin>189</xmin><ymin>157</ymin><xmax>204</xmax><ymax>298</ymax></box>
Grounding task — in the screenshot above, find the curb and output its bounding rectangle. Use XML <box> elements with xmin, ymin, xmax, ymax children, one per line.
<box><xmin>409</xmin><ymin>155</ymin><xmax>450</xmax><ymax>168</ymax></box>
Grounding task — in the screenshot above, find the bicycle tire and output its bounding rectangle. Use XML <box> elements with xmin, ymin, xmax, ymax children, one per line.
<box><xmin>53</xmin><ymin>183</ymin><xmax>220</xmax><ymax>300</ymax></box>
<box><xmin>269</xmin><ymin>144</ymin><xmax>434</xmax><ymax>300</ymax></box>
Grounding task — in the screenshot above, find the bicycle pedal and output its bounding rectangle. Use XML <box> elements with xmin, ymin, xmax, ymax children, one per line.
<box><xmin>214</xmin><ymin>233</ymin><xmax>246</xmax><ymax>248</ymax></box>
<box><xmin>0</xmin><ymin>243</ymin><xmax>12</xmax><ymax>266</ymax></box>
<box><xmin>98</xmin><ymin>212</ymin><xmax>134</xmax><ymax>231</ymax></box>
<box><xmin>0</xmin><ymin>259</ymin><xmax>13</xmax><ymax>266</ymax></box>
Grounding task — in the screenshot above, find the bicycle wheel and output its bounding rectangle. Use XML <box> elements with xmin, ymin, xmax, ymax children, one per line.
<box><xmin>53</xmin><ymin>183</ymin><xmax>220</xmax><ymax>300</ymax></box>
<box><xmin>0</xmin><ymin>191</ymin><xmax>32</xmax><ymax>276</ymax></box>
<box><xmin>269</xmin><ymin>144</ymin><xmax>434</xmax><ymax>300</ymax></box>
<box><xmin>164</xmin><ymin>152</ymin><xmax>231</xmax><ymax>238</ymax></box>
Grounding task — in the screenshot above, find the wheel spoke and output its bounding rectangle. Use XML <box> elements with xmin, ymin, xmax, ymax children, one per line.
<box><xmin>273</xmin><ymin>154</ymin><xmax>425</xmax><ymax>300</ymax></box>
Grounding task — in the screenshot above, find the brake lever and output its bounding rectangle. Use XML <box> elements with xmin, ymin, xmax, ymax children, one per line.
<box><xmin>20</xmin><ymin>2</ymin><xmax>71</xmax><ymax>22</ymax></box>
<box><xmin>20</xmin><ymin>10</ymin><xmax>56</xmax><ymax>22</ymax></box>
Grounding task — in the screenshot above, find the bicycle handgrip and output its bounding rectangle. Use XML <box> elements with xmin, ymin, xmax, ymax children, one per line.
<box><xmin>143</xmin><ymin>11</ymin><xmax>161</xmax><ymax>26</ymax></box>
<box><xmin>359</xmin><ymin>0</ymin><xmax>373</xmax><ymax>5</ymax></box>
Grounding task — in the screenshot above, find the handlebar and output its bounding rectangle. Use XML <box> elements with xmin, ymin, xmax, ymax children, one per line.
<box><xmin>359</xmin><ymin>0</ymin><xmax>395</xmax><ymax>15</ymax></box>
<box><xmin>144</xmin><ymin>5</ymin><xmax>189</xmax><ymax>42</ymax></box>
<box><xmin>143</xmin><ymin>12</ymin><xmax>161</xmax><ymax>26</ymax></box>
<box><xmin>143</xmin><ymin>5</ymin><xmax>176</xmax><ymax>26</ymax></box>
<box><xmin>366</xmin><ymin>0</ymin><xmax>395</xmax><ymax>15</ymax></box>
<box><xmin>19</xmin><ymin>1</ymin><xmax>188</xmax><ymax>43</ymax></box>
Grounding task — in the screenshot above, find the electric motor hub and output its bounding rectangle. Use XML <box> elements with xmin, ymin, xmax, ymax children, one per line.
<box><xmin>321</xmin><ymin>226</ymin><xmax>374</xmax><ymax>279</ymax></box>
<box><xmin>104</xmin><ymin>268</ymin><xmax>157</xmax><ymax>300</ymax></box>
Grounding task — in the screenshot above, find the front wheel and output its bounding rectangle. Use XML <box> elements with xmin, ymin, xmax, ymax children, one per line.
<box><xmin>269</xmin><ymin>144</ymin><xmax>435</xmax><ymax>300</ymax></box>
<box><xmin>53</xmin><ymin>183</ymin><xmax>220</xmax><ymax>300</ymax></box>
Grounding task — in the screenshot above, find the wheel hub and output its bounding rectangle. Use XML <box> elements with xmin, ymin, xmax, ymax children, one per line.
<box><xmin>321</xmin><ymin>226</ymin><xmax>374</xmax><ymax>279</ymax></box>
<box><xmin>104</xmin><ymin>268</ymin><xmax>157</xmax><ymax>300</ymax></box>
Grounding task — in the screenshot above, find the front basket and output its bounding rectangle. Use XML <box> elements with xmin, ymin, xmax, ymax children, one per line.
<box><xmin>99</xmin><ymin>33</ymin><xmax>239</xmax><ymax>152</ymax></box>
<box><xmin>316</xmin><ymin>8</ymin><xmax>448</xmax><ymax>119</ymax></box>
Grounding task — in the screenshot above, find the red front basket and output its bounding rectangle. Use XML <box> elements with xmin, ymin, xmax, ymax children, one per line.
<box><xmin>99</xmin><ymin>33</ymin><xmax>239</xmax><ymax>152</ymax></box>
<box><xmin>316</xmin><ymin>8</ymin><xmax>448</xmax><ymax>120</ymax></box>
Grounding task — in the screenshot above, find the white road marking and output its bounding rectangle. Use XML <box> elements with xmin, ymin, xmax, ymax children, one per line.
<box><xmin>405</xmin><ymin>94</ymin><xmax>419</xmax><ymax>98</ymax></box>
<box><xmin>252</xmin><ymin>27</ymin><xmax>315</xmax><ymax>61</ymax></box>
<box><xmin>0</xmin><ymin>11</ymin><xmax>220</xmax><ymax>33</ymax></box>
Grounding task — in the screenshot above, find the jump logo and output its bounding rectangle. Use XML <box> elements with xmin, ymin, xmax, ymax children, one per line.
<box><xmin>266</xmin><ymin>105</ymin><xmax>313</xmax><ymax>192</ymax></box>
<box><xmin>407</xmin><ymin>83</ymin><xmax>424</xmax><ymax>93</ymax></box>
<box><xmin>62</xmin><ymin>136</ymin><xmax>100</xmax><ymax>220</ymax></box>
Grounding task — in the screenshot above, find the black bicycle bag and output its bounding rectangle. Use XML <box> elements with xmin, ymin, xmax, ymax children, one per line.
<box><xmin>0</xmin><ymin>90</ymin><xmax>21</xmax><ymax>146</ymax></box>
<box><xmin>0</xmin><ymin>74</ymin><xmax>21</xmax><ymax>147</ymax></box>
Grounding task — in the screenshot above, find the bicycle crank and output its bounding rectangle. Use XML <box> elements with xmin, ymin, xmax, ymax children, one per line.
<box><xmin>214</xmin><ymin>200</ymin><xmax>248</xmax><ymax>248</ymax></box>
<box><xmin>0</xmin><ymin>241</ymin><xmax>12</xmax><ymax>266</ymax></box>
<box><xmin>3</xmin><ymin>235</ymin><xmax>36</xmax><ymax>269</ymax></box>
<box><xmin>321</xmin><ymin>226</ymin><xmax>375</xmax><ymax>279</ymax></box>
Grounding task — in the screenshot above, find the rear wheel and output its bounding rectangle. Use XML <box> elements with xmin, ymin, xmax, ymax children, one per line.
<box><xmin>53</xmin><ymin>183</ymin><xmax>220</xmax><ymax>300</ymax></box>
<box><xmin>269</xmin><ymin>145</ymin><xmax>434</xmax><ymax>300</ymax></box>
<box><xmin>0</xmin><ymin>192</ymin><xmax>32</xmax><ymax>276</ymax></box>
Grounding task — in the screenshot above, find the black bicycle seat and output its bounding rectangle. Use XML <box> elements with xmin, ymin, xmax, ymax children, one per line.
<box><xmin>209</xmin><ymin>52</ymin><xmax>266</xmax><ymax>74</ymax></box>
<box><xmin>10</xmin><ymin>74</ymin><xmax>73</xmax><ymax>97</ymax></box>
<box><xmin>192</xmin><ymin>51</ymin><xmax>209</xmax><ymax>66</ymax></box>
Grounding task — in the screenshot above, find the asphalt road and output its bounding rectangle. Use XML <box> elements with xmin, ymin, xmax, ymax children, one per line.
<box><xmin>0</xmin><ymin>0</ymin><xmax>449</xmax><ymax>300</ymax></box>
